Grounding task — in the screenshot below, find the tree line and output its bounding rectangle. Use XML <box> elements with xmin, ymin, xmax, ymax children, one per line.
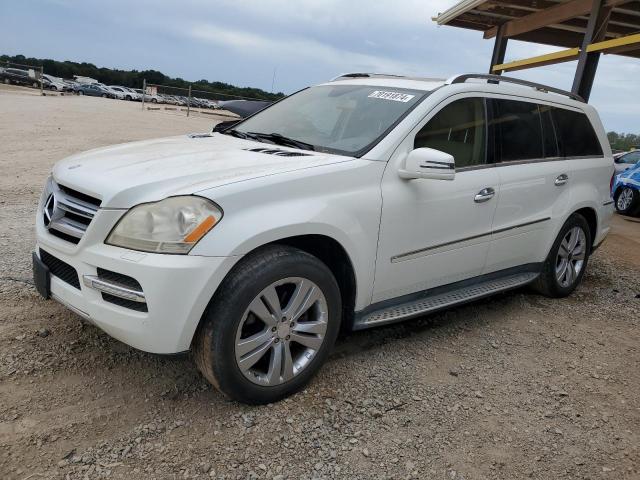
<box><xmin>607</xmin><ymin>131</ymin><xmax>640</xmax><ymax>152</ymax></box>
<box><xmin>1</xmin><ymin>54</ymin><xmax>285</xmax><ymax>101</ymax></box>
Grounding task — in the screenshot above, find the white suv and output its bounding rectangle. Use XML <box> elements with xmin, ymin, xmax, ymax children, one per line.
<box><xmin>33</xmin><ymin>73</ymin><xmax>614</xmax><ymax>404</ymax></box>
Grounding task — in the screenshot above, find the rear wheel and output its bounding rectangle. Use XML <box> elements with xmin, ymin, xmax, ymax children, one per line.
<box><xmin>101</xmin><ymin>93</ymin><xmax>107</xmax><ymax>98</ymax></box>
<box><xmin>32</xmin><ymin>81</ymin><xmax>38</xmax><ymax>88</ymax></box>
<box><xmin>532</xmin><ymin>214</ymin><xmax>591</xmax><ymax>298</ymax></box>
<box><xmin>3</xmin><ymin>78</ymin><xmax>9</xmax><ymax>84</ymax></box>
<box><xmin>193</xmin><ymin>245</ymin><xmax>341</xmax><ymax>404</ymax></box>
<box><xmin>78</xmin><ymin>90</ymin><xmax>83</xmax><ymax>95</ymax></box>
<box><xmin>615</xmin><ymin>187</ymin><xmax>640</xmax><ymax>216</ymax></box>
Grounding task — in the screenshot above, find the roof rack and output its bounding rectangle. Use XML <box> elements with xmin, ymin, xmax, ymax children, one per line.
<box><xmin>447</xmin><ymin>74</ymin><xmax>585</xmax><ymax>103</ymax></box>
<box><xmin>331</xmin><ymin>72</ymin><xmax>407</xmax><ymax>81</ymax></box>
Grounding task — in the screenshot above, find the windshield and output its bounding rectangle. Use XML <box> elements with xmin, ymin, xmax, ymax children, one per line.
<box><xmin>234</xmin><ymin>84</ymin><xmax>426</xmax><ymax>156</ymax></box>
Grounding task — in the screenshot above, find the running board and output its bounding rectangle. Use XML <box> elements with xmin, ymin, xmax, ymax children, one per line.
<box><xmin>354</xmin><ymin>272</ymin><xmax>539</xmax><ymax>330</ymax></box>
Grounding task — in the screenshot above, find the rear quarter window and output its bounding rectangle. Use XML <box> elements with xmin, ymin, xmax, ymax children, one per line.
<box><xmin>551</xmin><ymin>108</ymin><xmax>603</xmax><ymax>157</ymax></box>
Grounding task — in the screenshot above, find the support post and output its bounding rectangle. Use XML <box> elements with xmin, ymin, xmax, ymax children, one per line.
<box><xmin>40</xmin><ymin>66</ymin><xmax>44</xmax><ymax>96</ymax></box>
<box><xmin>141</xmin><ymin>79</ymin><xmax>146</xmax><ymax>111</ymax></box>
<box><xmin>187</xmin><ymin>85</ymin><xmax>191</xmax><ymax>117</ymax></box>
<box><xmin>572</xmin><ymin>0</ymin><xmax>611</xmax><ymax>101</ymax></box>
<box><xmin>489</xmin><ymin>25</ymin><xmax>508</xmax><ymax>75</ymax></box>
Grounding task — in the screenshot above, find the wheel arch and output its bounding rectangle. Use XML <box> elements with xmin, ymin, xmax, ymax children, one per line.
<box><xmin>190</xmin><ymin>233</ymin><xmax>360</xmax><ymax>350</ymax></box>
<box><xmin>267</xmin><ymin>234</ymin><xmax>358</xmax><ymax>330</ymax></box>
<box><xmin>573</xmin><ymin>206</ymin><xmax>597</xmax><ymax>249</ymax></box>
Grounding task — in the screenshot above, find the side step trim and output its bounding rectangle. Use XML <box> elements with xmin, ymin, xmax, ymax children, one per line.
<box><xmin>354</xmin><ymin>270</ymin><xmax>539</xmax><ymax>330</ymax></box>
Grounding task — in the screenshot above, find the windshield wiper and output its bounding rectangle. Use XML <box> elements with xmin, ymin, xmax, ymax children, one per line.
<box><xmin>223</xmin><ymin>129</ymin><xmax>252</xmax><ymax>139</ymax></box>
<box><xmin>246</xmin><ymin>132</ymin><xmax>316</xmax><ymax>151</ymax></box>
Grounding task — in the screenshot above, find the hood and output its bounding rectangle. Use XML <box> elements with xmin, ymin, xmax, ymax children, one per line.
<box><xmin>52</xmin><ymin>133</ymin><xmax>352</xmax><ymax>208</ymax></box>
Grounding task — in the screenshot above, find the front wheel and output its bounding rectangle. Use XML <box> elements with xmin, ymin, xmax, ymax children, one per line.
<box><xmin>615</xmin><ymin>187</ymin><xmax>639</xmax><ymax>216</ymax></box>
<box><xmin>532</xmin><ymin>214</ymin><xmax>591</xmax><ymax>298</ymax></box>
<box><xmin>193</xmin><ymin>245</ymin><xmax>341</xmax><ymax>404</ymax></box>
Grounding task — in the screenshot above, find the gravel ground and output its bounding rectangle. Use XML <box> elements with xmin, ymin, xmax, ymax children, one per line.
<box><xmin>1</xmin><ymin>87</ymin><xmax>639</xmax><ymax>480</ymax></box>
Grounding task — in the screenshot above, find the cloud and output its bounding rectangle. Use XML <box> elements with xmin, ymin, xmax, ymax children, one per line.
<box><xmin>188</xmin><ymin>23</ymin><xmax>430</xmax><ymax>76</ymax></box>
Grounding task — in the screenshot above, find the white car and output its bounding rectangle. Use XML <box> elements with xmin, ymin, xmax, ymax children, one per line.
<box><xmin>108</xmin><ymin>86</ymin><xmax>139</xmax><ymax>101</ymax></box>
<box><xmin>33</xmin><ymin>73</ymin><xmax>614</xmax><ymax>404</ymax></box>
<box><xmin>42</xmin><ymin>74</ymin><xmax>67</xmax><ymax>92</ymax></box>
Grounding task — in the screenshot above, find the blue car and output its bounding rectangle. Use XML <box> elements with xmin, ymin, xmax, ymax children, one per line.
<box><xmin>612</xmin><ymin>161</ymin><xmax>640</xmax><ymax>216</ymax></box>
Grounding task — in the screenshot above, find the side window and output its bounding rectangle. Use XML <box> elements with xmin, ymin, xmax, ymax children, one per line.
<box><xmin>622</xmin><ymin>152</ymin><xmax>640</xmax><ymax>164</ymax></box>
<box><xmin>414</xmin><ymin>97</ymin><xmax>487</xmax><ymax>168</ymax></box>
<box><xmin>491</xmin><ymin>99</ymin><xmax>544</xmax><ymax>162</ymax></box>
<box><xmin>538</xmin><ymin>104</ymin><xmax>559</xmax><ymax>158</ymax></box>
<box><xmin>551</xmin><ymin>108</ymin><xmax>603</xmax><ymax>157</ymax></box>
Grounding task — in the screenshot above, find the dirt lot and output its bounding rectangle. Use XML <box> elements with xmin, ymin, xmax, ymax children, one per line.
<box><xmin>1</xmin><ymin>87</ymin><xmax>639</xmax><ymax>480</ymax></box>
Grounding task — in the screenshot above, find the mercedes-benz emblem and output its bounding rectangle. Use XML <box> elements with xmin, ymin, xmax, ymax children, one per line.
<box><xmin>43</xmin><ymin>193</ymin><xmax>57</xmax><ymax>227</ymax></box>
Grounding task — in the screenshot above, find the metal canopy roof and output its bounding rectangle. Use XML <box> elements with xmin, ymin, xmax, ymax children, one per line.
<box><xmin>434</xmin><ymin>0</ymin><xmax>640</xmax><ymax>59</ymax></box>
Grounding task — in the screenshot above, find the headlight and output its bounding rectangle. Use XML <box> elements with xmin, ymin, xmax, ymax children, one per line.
<box><xmin>106</xmin><ymin>196</ymin><xmax>223</xmax><ymax>254</ymax></box>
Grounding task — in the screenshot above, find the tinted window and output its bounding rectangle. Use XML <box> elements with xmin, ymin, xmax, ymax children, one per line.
<box><xmin>491</xmin><ymin>99</ymin><xmax>543</xmax><ymax>162</ymax></box>
<box><xmin>414</xmin><ymin>97</ymin><xmax>487</xmax><ymax>168</ymax></box>
<box><xmin>551</xmin><ymin>108</ymin><xmax>603</xmax><ymax>157</ymax></box>
<box><xmin>538</xmin><ymin>104</ymin><xmax>559</xmax><ymax>158</ymax></box>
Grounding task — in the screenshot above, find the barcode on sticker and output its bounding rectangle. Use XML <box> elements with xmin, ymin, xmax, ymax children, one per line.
<box><xmin>368</xmin><ymin>91</ymin><xmax>415</xmax><ymax>102</ymax></box>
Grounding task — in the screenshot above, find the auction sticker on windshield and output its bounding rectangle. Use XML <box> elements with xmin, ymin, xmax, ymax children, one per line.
<box><xmin>368</xmin><ymin>90</ymin><xmax>415</xmax><ymax>102</ymax></box>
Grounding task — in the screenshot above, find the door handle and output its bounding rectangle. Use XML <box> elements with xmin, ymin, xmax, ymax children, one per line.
<box><xmin>555</xmin><ymin>174</ymin><xmax>569</xmax><ymax>186</ymax></box>
<box><xmin>474</xmin><ymin>187</ymin><xmax>495</xmax><ymax>203</ymax></box>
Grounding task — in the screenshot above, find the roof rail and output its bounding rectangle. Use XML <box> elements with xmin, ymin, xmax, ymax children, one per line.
<box><xmin>447</xmin><ymin>74</ymin><xmax>585</xmax><ymax>103</ymax></box>
<box><xmin>331</xmin><ymin>72</ymin><xmax>408</xmax><ymax>81</ymax></box>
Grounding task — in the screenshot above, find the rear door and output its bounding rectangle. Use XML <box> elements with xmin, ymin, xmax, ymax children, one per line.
<box><xmin>484</xmin><ymin>98</ymin><xmax>570</xmax><ymax>273</ymax></box>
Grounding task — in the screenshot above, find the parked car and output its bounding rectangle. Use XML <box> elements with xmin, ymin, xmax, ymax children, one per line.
<box><xmin>612</xmin><ymin>162</ymin><xmax>640</xmax><ymax>216</ymax></box>
<box><xmin>614</xmin><ymin>150</ymin><xmax>640</xmax><ymax>173</ymax></box>
<box><xmin>42</xmin><ymin>74</ymin><xmax>68</xmax><ymax>92</ymax></box>
<box><xmin>1</xmin><ymin>68</ymin><xmax>40</xmax><ymax>88</ymax></box>
<box><xmin>134</xmin><ymin>88</ymin><xmax>158</xmax><ymax>103</ymax></box>
<box><xmin>108</xmin><ymin>86</ymin><xmax>138</xmax><ymax>101</ymax></box>
<box><xmin>33</xmin><ymin>73</ymin><xmax>613</xmax><ymax>404</ymax></box>
<box><xmin>73</xmin><ymin>83</ymin><xmax>110</xmax><ymax>97</ymax></box>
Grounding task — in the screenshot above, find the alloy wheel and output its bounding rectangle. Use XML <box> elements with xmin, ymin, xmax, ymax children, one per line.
<box><xmin>234</xmin><ymin>277</ymin><xmax>328</xmax><ymax>386</ymax></box>
<box><xmin>617</xmin><ymin>188</ymin><xmax>633</xmax><ymax>211</ymax></box>
<box><xmin>555</xmin><ymin>226</ymin><xmax>587</xmax><ymax>288</ymax></box>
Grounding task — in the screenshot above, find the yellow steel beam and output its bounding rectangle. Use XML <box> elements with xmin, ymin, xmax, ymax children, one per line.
<box><xmin>492</xmin><ymin>48</ymin><xmax>580</xmax><ymax>73</ymax></box>
<box><xmin>586</xmin><ymin>32</ymin><xmax>640</xmax><ymax>53</ymax></box>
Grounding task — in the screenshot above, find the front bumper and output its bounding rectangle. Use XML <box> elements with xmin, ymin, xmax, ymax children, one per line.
<box><xmin>35</xmin><ymin>209</ymin><xmax>239</xmax><ymax>354</ymax></box>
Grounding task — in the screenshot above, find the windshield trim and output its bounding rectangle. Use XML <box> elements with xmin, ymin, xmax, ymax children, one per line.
<box><xmin>225</xmin><ymin>85</ymin><xmax>431</xmax><ymax>158</ymax></box>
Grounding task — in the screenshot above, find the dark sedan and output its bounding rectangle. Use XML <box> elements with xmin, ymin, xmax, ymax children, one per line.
<box><xmin>1</xmin><ymin>68</ymin><xmax>40</xmax><ymax>88</ymax></box>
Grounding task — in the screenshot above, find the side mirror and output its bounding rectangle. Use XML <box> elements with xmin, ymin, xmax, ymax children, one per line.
<box><xmin>399</xmin><ymin>148</ymin><xmax>455</xmax><ymax>181</ymax></box>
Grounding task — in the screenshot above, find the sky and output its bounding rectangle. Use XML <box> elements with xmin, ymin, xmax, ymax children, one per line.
<box><xmin>0</xmin><ymin>0</ymin><xmax>638</xmax><ymax>132</ymax></box>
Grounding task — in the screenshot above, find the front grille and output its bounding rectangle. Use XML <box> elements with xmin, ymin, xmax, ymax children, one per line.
<box><xmin>42</xmin><ymin>179</ymin><xmax>101</xmax><ymax>245</ymax></box>
<box><xmin>39</xmin><ymin>249</ymin><xmax>80</xmax><ymax>289</ymax></box>
<box><xmin>96</xmin><ymin>268</ymin><xmax>147</xmax><ymax>312</ymax></box>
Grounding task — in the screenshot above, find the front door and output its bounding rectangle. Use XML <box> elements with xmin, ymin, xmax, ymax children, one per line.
<box><xmin>373</xmin><ymin>96</ymin><xmax>499</xmax><ymax>304</ymax></box>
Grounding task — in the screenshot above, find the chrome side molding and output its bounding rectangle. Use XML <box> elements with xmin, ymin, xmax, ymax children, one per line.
<box><xmin>82</xmin><ymin>275</ymin><xmax>146</xmax><ymax>303</ymax></box>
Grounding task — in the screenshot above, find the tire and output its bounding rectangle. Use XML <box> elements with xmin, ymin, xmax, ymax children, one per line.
<box><xmin>101</xmin><ymin>94</ymin><xmax>107</xmax><ymax>98</ymax></box>
<box><xmin>3</xmin><ymin>78</ymin><xmax>9</xmax><ymax>85</ymax></box>
<box><xmin>193</xmin><ymin>245</ymin><xmax>342</xmax><ymax>404</ymax></box>
<box><xmin>614</xmin><ymin>186</ymin><xmax>640</xmax><ymax>216</ymax></box>
<box><xmin>151</xmin><ymin>98</ymin><xmax>157</xmax><ymax>103</ymax></box>
<box><xmin>532</xmin><ymin>213</ymin><xmax>591</xmax><ymax>298</ymax></box>
<box><xmin>32</xmin><ymin>82</ymin><xmax>38</xmax><ymax>88</ymax></box>
<box><xmin>51</xmin><ymin>86</ymin><xmax>57</xmax><ymax>91</ymax></box>
<box><xmin>125</xmin><ymin>95</ymin><xmax>131</xmax><ymax>101</ymax></box>
<box><xmin>78</xmin><ymin>90</ymin><xmax>83</xmax><ymax>96</ymax></box>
